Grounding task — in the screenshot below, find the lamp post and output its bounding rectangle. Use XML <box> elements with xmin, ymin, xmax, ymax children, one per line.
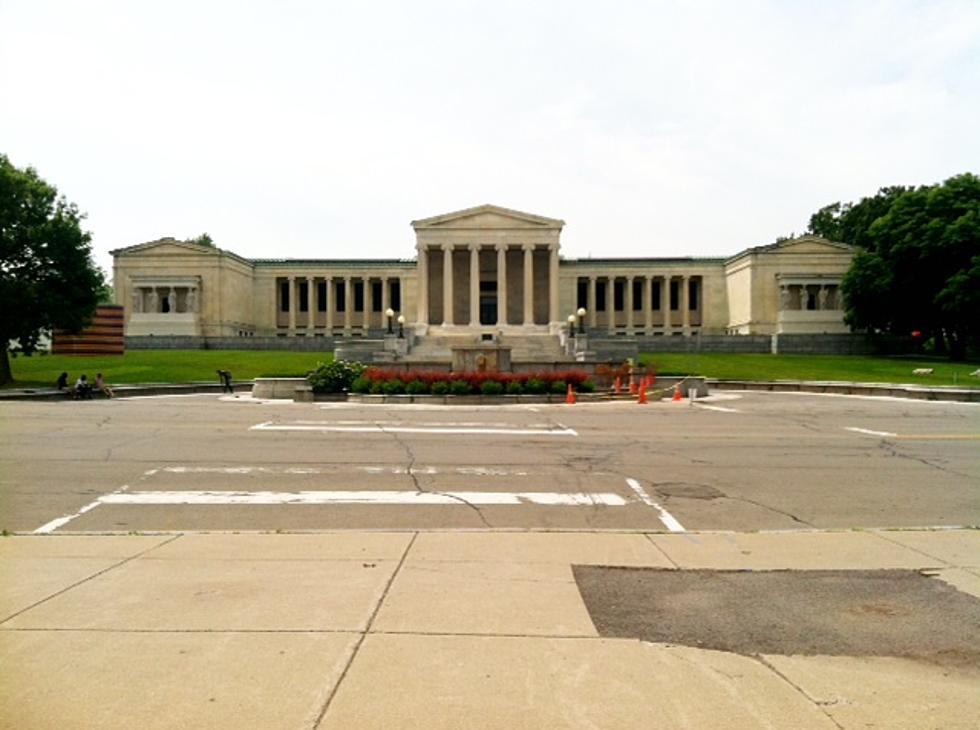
<box><xmin>576</xmin><ymin>307</ymin><xmax>586</xmax><ymax>335</ymax></box>
<box><xmin>385</xmin><ymin>307</ymin><xmax>395</xmax><ymax>334</ymax></box>
<box><xmin>567</xmin><ymin>314</ymin><xmax>575</xmax><ymax>334</ymax></box>
<box><xmin>397</xmin><ymin>314</ymin><xmax>405</xmax><ymax>338</ymax></box>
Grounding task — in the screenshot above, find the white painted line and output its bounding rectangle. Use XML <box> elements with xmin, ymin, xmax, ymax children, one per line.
<box><xmin>97</xmin><ymin>490</ymin><xmax>627</xmax><ymax>506</ymax></box>
<box><xmin>158</xmin><ymin>465</ymin><xmax>536</xmax><ymax>476</ymax></box>
<box><xmin>625</xmin><ymin>478</ymin><xmax>686</xmax><ymax>532</ymax></box>
<box><xmin>845</xmin><ymin>427</ymin><xmax>898</xmax><ymax>437</ymax></box>
<box><xmin>250</xmin><ymin>421</ymin><xmax>578</xmax><ymax>436</ymax></box>
<box><xmin>33</xmin><ymin>485</ymin><xmax>131</xmax><ymax>534</ymax></box>
<box><xmin>695</xmin><ymin>404</ymin><xmax>740</xmax><ymax>413</ymax></box>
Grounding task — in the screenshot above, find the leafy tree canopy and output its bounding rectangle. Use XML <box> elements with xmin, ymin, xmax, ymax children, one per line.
<box><xmin>808</xmin><ymin>174</ymin><xmax>979</xmax><ymax>358</ymax></box>
<box><xmin>0</xmin><ymin>154</ymin><xmax>103</xmax><ymax>384</ymax></box>
<box><xmin>188</xmin><ymin>232</ymin><xmax>214</xmax><ymax>247</ymax></box>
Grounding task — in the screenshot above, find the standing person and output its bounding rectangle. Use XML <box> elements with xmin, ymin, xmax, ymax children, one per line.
<box><xmin>217</xmin><ymin>369</ymin><xmax>234</xmax><ymax>393</ymax></box>
<box><xmin>56</xmin><ymin>372</ymin><xmax>69</xmax><ymax>391</ymax></box>
<box><xmin>95</xmin><ymin>373</ymin><xmax>114</xmax><ymax>399</ymax></box>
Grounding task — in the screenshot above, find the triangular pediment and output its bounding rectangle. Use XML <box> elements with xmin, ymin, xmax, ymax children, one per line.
<box><xmin>412</xmin><ymin>204</ymin><xmax>564</xmax><ymax>230</ymax></box>
<box><xmin>111</xmin><ymin>238</ymin><xmax>220</xmax><ymax>257</ymax></box>
<box><xmin>770</xmin><ymin>235</ymin><xmax>853</xmax><ymax>254</ymax></box>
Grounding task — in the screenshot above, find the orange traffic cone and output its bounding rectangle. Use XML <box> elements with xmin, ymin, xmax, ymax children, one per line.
<box><xmin>638</xmin><ymin>384</ymin><xmax>647</xmax><ymax>404</ymax></box>
<box><xmin>566</xmin><ymin>384</ymin><xmax>576</xmax><ymax>405</ymax></box>
<box><xmin>614</xmin><ymin>376</ymin><xmax>622</xmax><ymax>394</ymax></box>
<box><xmin>629</xmin><ymin>379</ymin><xmax>637</xmax><ymax>395</ymax></box>
<box><xmin>672</xmin><ymin>384</ymin><xmax>682</xmax><ymax>402</ymax></box>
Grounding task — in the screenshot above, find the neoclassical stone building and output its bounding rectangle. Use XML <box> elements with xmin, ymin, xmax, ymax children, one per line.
<box><xmin>111</xmin><ymin>204</ymin><xmax>854</xmax><ymax>341</ymax></box>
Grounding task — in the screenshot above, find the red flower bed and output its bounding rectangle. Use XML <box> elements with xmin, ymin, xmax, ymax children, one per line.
<box><xmin>361</xmin><ymin>368</ymin><xmax>591</xmax><ymax>388</ymax></box>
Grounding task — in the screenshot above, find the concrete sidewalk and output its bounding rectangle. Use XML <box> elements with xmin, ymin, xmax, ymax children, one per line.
<box><xmin>2</xmin><ymin>529</ymin><xmax>978</xmax><ymax>729</ymax></box>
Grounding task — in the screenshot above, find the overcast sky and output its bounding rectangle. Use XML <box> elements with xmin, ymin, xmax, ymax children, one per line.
<box><xmin>2</xmin><ymin>1</ymin><xmax>978</xmax><ymax>277</ymax></box>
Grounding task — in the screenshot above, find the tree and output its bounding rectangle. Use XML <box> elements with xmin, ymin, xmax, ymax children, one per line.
<box><xmin>810</xmin><ymin>174</ymin><xmax>979</xmax><ymax>358</ymax></box>
<box><xmin>0</xmin><ymin>154</ymin><xmax>103</xmax><ymax>385</ymax></box>
<box><xmin>188</xmin><ymin>232</ymin><xmax>214</xmax><ymax>247</ymax></box>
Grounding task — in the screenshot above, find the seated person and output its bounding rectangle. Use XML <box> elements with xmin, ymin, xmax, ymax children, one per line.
<box><xmin>95</xmin><ymin>373</ymin><xmax>114</xmax><ymax>399</ymax></box>
<box><xmin>56</xmin><ymin>372</ymin><xmax>69</xmax><ymax>391</ymax></box>
<box><xmin>74</xmin><ymin>374</ymin><xmax>93</xmax><ymax>399</ymax></box>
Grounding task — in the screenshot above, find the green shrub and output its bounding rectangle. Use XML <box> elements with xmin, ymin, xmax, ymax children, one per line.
<box><xmin>405</xmin><ymin>379</ymin><xmax>428</xmax><ymax>395</ymax></box>
<box><xmin>370</xmin><ymin>380</ymin><xmax>385</xmax><ymax>395</ymax></box>
<box><xmin>505</xmin><ymin>380</ymin><xmax>524</xmax><ymax>395</ymax></box>
<box><xmin>308</xmin><ymin>360</ymin><xmax>366</xmax><ymax>393</ymax></box>
<box><xmin>525</xmin><ymin>378</ymin><xmax>547</xmax><ymax>394</ymax></box>
<box><xmin>480</xmin><ymin>380</ymin><xmax>504</xmax><ymax>396</ymax></box>
<box><xmin>550</xmin><ymin>380</ymin><xmax>567</xmax><ymax>394</ymax></box>
<box><xmin>578</xmin><ymin>379</ymin><xmax>595</xmax><ymax>393</ymax></box>
<box><xmin>382</xmin><ymin>379</ymin><xmax>405</xmax><ymax>395</ymax></box>
<box><xmin>351</xmin><ymin>376</ymin><xmax>371</xmax><ymax>394</ymax></box>
<box><xmin>431</xmin><ymin>381</ymin><xmax>450</xmax><ymax>395</ymax></box>
<box><xmin>449</xmin><ymin>379</ymin><xmax>472</xmax><ymax>396</ymax></box>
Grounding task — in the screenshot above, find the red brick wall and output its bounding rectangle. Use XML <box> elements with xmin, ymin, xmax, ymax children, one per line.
<box><xmin>52</xmin><ymin>305</ymin><xmax>125</xmax><ymax>355</ymax></box>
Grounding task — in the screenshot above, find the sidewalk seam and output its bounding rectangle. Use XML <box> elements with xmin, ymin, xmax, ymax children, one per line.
<box><xmin>0</xmin><ymin>534</ymin><xmax>184</xmax><ymax>626</ymax></box>
<box><xmin>870</xmin><ymin>530</ymin><xmax>958</xmax><ymax>567</ymax></box>
<box><xmin>310</xmin><ymin>531</ymin><xmax>419</xmax><ymax>729</ymax></box>
<box><xmin>643</xmin><ymin>533</ymin><xmax>680</xmax><ymax>568</ymax></box>
<box><xmin>752</xmin><ymin>655</ymin><xmax>844</xmax><ymax>729</ymax></box>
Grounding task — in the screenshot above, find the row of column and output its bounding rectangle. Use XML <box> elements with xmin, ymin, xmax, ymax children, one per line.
<box><xmin>281</xmin><ymin>276</ymin><xmax>400</xmax><ymax>333</ymax></box>
<box><xmin>582</xmin><ymin>275</ymin><xmax>699</xmax><ymax>331</ymax></box>
<box><xmin>132</xmin><ymin>286</ymin><xmax>198</xmax><ymax>314</ymax></box>
<box><xmin>416</xmin><ymin>243</ymin><xmax>559</xmax><ymax>326</ymax></box>
<box><xmin>779</xmin><ymin>284</ymin><xmax>840</xmax><ymax>310</ymax></box>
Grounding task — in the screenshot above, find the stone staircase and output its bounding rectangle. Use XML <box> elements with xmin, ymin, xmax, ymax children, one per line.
<box><xmin>498</xmin><ymin>334</ymin><xmax>569</xmax><ymax>363</ymax></box>
<box><xmin>400</xmin><ymin>333</ymin><xmax>572</xmax><ymax>364</ymax></box>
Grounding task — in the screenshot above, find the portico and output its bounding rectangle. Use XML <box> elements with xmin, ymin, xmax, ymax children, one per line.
<box><xmin>411</xmin><ymin>206</ymin><xmax>563</xmax><ymax>332</ymax></box>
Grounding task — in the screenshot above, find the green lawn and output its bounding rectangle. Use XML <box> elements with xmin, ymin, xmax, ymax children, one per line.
<box><xmin>638</xmin><ymin>353</ymin><xmax>979</xmax><ymax>388</ymax></box>
<box><xmin>6</xmin><ymin>350</ymin><xmax>335</xmax><ymax>389</ymax></box>
<box><xmin>6</xmin><ymin>349</ymin><xmax>978</xmax><ymax>389</ymax></box>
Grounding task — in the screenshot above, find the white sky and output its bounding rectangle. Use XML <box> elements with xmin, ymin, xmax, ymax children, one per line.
<box><xmin>2</xmin><ymin>1</ymin><xmax>978</xmax><ymax>278</ymax></box>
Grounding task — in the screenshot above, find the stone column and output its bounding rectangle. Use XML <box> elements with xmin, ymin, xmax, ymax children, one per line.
<box><xmin>663</xmin><ymin>276</ymin><xmax>672</xmax><ymax>330</ymax></box>
<box><xmin>607</xmin><ymin>278</ymin><xmax>615</xmax><ymax>333</ymax></box>
<box><xmin>469</xmin><ymin>244</ymin><xmax>480</xmax><ymax>326</ymax></box>
<box><xmin>644</xmin><ymin>277</ymin><xmax>653</xmax><ymax>332</ymax></box>
<box><xmin>381</xmin><ymin>276</ymin><xmax>390</xmax><ymax>317</ymax></box>
<box><xmin>343</xmin><ymin>276</ymin><xmax>352</xmax><ymax>333</ymax></box>
<box><xmin>307</xmin><ymin>276</ymin><xmax>316</xmax><ymax>333</ymax></box>
<box><xmin>325</xmin><ymin>277</ymin><xmax>334</xmax><ymax>331</ymax></box>
<box><xmin>287</xmin><ymin>277</ymin><xmax>296</xmax><ymax>332</ymax></box>
<box><xmin>416</xmin><ymin>245</ymin><xmax>429</xmax><ymax>324</ymax></box>
<box><xmin>548</xmin><ymin>245</ymin><xmax>559</xmax><ymax>324</ymax></box>
<box><xmin>682</xmin><ymin>275</ymin><xmax>691</xmax><ymax>332</ymax></box>
<box><xmin>442</xmin><ymin>244</ymin><xmax>454</xmax><ymax>326</ymax></box>
<box><xmin>522</xmin><ymin>244</ymin><xmax>534</xmax><ymax>325</ymax></box>
<box><xmin>588</xmin><ymin>276</ymin><xmax>597</xmax><ymax>327</ymax></box>
<box><xmin>365</xmin><ymin>277</ymin><xmax>374</xmax><ymax>331</ymax></box>
<box><xmin>626</xmin><ymin>275</ymin><xmax>635</xmax><ymax>331</ymax></box>
<box><xmin>495</xmin><ymin>244</ymin><xmax>507</xmax><ymax>326</ymax></box>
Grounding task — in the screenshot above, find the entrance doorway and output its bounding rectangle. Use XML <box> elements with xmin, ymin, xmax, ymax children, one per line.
<box><xmin>479</xmin><ymin>281</ymin><xmax>497</xmax><ymax>325</ymax></box>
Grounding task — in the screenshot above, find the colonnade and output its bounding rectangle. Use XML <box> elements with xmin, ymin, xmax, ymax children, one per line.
<box><xmin>577</xmin><ymin>274</ymin><xmax>702</xmax><ymax>333</ymax></box>
<box><xmin>415</xmin><ymin>243</ymin><xmax>559</xmax><ymax>327</ymax></box>
<box><xmin>131</xmin><ymin>285</ymin><xmax>198</xmax><ymax>314</ymax></box>
<box><xmin>278</xmin><ymin>275</ymin><xmax>402</xmax><ymax>333</ymax></box>
<box><xmin>779</xmin><ymin>283</ymin><xmax>840</xmax><ymax>311</ymax></box>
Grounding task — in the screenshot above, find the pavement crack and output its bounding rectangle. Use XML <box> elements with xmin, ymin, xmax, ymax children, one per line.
<box><xmin>383</xmin><ymin>428</ymin><xmax>492</xmax><ymax>528</ymax></box>
<box><xmin>752</xmin><ymin>655</ymin><xmax>845</xmax><ymax>729</ymax></box>
<box><xmin>722</xmin><ymin>496</ymin><xmax>814</xmax><ymax>528</ymax></box>
<box><xmin>877</xmin><ymin>440</ymin><xmax>978</xmax><ymax>481</ymax></box>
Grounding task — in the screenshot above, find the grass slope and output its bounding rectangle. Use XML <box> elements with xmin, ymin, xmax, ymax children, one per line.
<box><xmin>7</xmin><ymin>350</ymin><xmax>334</xmax><ymax>389</ymax></box>
<box><xmin>638</xmin><ymin>353</ymin><xmax>979</xmax><ymax>388</ymax></box>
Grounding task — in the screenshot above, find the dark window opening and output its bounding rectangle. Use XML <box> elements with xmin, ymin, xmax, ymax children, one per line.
<box><xmin>688</xmin><ymin>280</ymin><xmax>699</xmax><ymax>310</ymax></box>
<box><xmin>391</xmin><ymin>279</ymin><xmax>401</xmax><ymax>311</ymax></box>
<box><xmin>670</xmin><ymin>280</ymin><xmax>680</xmax><ymax>311</ymax></box>
<box><xmin>299</xmin><ymin>282</ymin><xmax>308</xmax><ymax>312</ymax></box>
<box><xmin>596</xmin><ymin>281</ymin><xmax>607</xmax><ymax>311</ymax></box>
<box><xmin>335</xmin><ymin>283</ymin><xmax>345</xmax><ymax>312</ymax></box>
<box><xmin>632</xmin><ymin>280</ymin><xmax>644</xmax><ymax>311</ymax></box>
<box><xmin>280</xmin><ymin>281</ymin><xmax>290</xmax><ymax>312</ymax></box>
<box><xmin>371</xmin><ymin>281</ymin><xmax>383</xmax><ymax>312</ymax></box>
<box><xmin>354</xmin><ymin>281</ymin><xmax>364</xmax><ymax>312</ymax></box>
<box><xmin>651</xmin><ymin>281</ymin><xmax>661</xmax><ymax>310</ymax></box>
<box><xmin>318</xmin><ymin>282</ymin><xmax>327</xmax><ymax>312</ymax></box>
<box><xmin>613</xmin><ymin>280</ymin><xmax>625</xmax><ymax>312</ymax></box>
<box><xmin>577</xmin><ymin>279</ymin><xmax>588</xmax><ymax>309</ymax></box>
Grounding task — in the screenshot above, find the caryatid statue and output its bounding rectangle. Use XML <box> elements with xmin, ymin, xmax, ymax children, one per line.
<box><xmin>132</xmin><ymin>289</ymin><xmax>142</xmax><ymax>313</ymax></box>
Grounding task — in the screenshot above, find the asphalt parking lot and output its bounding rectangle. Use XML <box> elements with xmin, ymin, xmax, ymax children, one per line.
<box><xmin>2</xmin><ymin>391</ymin><xmax>977</xmax><ymax>534</ymax></box>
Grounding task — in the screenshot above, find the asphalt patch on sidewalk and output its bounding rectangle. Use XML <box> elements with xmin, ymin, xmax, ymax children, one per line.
<box><xmin>573</xmin><ymin>567</ymin><xmax>980</xmax><ymax>667</ymax></box>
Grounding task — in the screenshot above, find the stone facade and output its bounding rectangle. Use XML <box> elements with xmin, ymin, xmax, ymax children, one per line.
<box><xmin>111</xmin><ymin>205</ymin><xmax>854</xmax><ymax>339</ymax></box>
